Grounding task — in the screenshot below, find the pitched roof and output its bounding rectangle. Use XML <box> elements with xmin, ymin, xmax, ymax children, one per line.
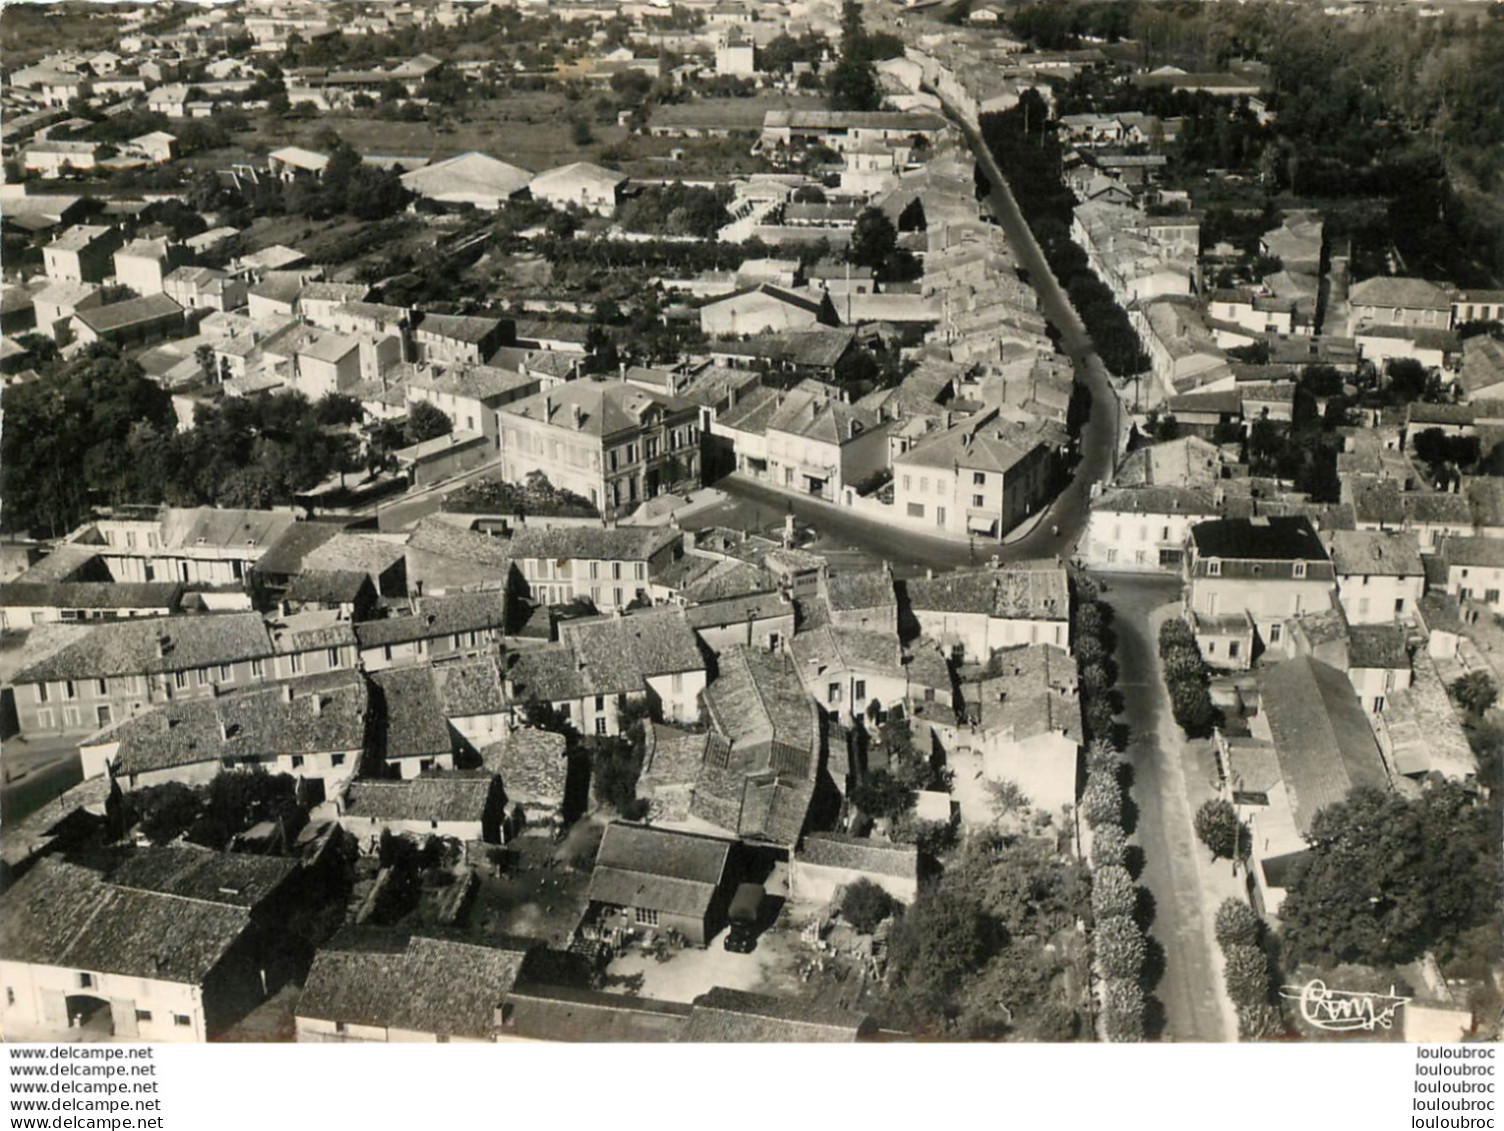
<box><xmin>826</xmin><ymin>567</ymin><xmax>893</xmax><ymax>612</ymax></box>
<box><xmin>1190</xmin><ymin>515</ymin><xmax>1327</xmax><ymax>561</ymax></box>
<box><xmin>253</xmin><ymin>520</ymin><xmax>348</xmax><ymax>577</ymax></box>
<box><xmin>501</xmin><ymin>380</ymin><xmax>693</xmax><ymax>440</ymax></box>
<box><xmin>559</xmin><ymin>606</ymin><xmax>706</xmax><ymax>682</ymax></box>
<box><xmin>73</xmin><ymin>293</ymin><xmax>182</xmax><ymax>333</ymax></box>
<box><xmin>368</xmin><ymin>665</ymin><xmax>454</xmax><ymax>758</ymax></box>
<box><xmin>416</xmin><ymin>311</ymin><xmax>505</xmax><ymax>344</ymax></box>
<box><xmin>432</xmin><ymin>654</ymin><xmax>506</xmax><ymax>718</ymax></box>
<box><xmin>529</xmin><ymin>161</ymin><xmax>627</xmax><ymax>193</ymax></box>
<box><xmin>12</xmin><ymin>612</ymin><xmax>273</xmax><ymax>684</ymax></box>
<box><xmin>0</xmin><ymin>852</ymin><xmax>288</xmax><ymax>986</ymax></box>
<box><xmin>1439</xmin><ymin>534</ymin><xmax>1504</xmax><ymax>569</ymax></box>
<box><xmin>799</xmin><ymin>832</ymin><xmax>918</xmax><ymax>880</ymax></box>
<box><xmin>283</xmin><ymin>569</ymin><xmax>372</xmax><ymax>606</ymax></box>
<box><xmin>99</xmin><ymin>670</ymin><xmax>368</xmax><ymax>776</ymax></box>
<box><xmin>303</xmin><ymin>533</ymin><xmax>406</xmax><ymax>577</ymax></box>
<box><xmin>905</xmin><ymin>564</ymin><xmax>1068</xmax><ymax>619</ymax></box>
<box><xmin>703</xmin><ymin>645</ymin><xmax>819</xmax><ymax>771</ymax></box>
<box><xmin>354</xmin><ymin>590</ymin><xmax>508</xmax><ymax>649</ymax></box>
<box><xmin>481</xmin><ymin>726</ymin><xmax>567</xmax><ymax>799</ymax></box>
<box><xmin>297</xmin><ymin>933</ymin><xmax>531</xmax><ymax>1040</ymax></box>
<box><xmin>400</xmin><ymin>150</ymin><xmax>535</xmax><ymax>201</ymax></box>
<box><xmin>406</xmin><ymin>517</ymin><xmax>515</xmax><ymax>570</ymax></box>
<box><xmin>1326</xmin><ymin>530</ymin><xmax>1424</xmax><ymax>578</ymax></box>
<box><xmin>588</xmin><ymin>822</ymin><xmax>731</xmax><ymax>917</ymax></box>
<box><xmin>1257</xmin><ymin>656</ymin><xmax>1391</xmax><ymax>836</ymax></box>
<box><xmin>684</xmin><ymin>986</ymin><xmax>875</xmax><ymax>1042</ymax></box>
<box><xmin>971</xmin><ymin>643</ymin><xmax>1082</xmax><ymax>743</ymax></box>
<box><xmin>341</xmin><ymin>773</ymin><xmax>499</xmax><ymax>823</ymax></box>
<box><xmin>0</xmin><ymin>580</ymin><xmax>182</xmax><ymax>611</ymax></box>
<box><xmin>501</xmin><ymin>982</ymin><xmax>690</xmax><ymax>1041</ymax></box>
<box><xmin>1347</xmin><ymin>276</ymin><xmax>1453</xmax><ymax>311</ymax></box>
<box><xmin>1345</xmin><ymin>624</ymin><xmax>1410</xmax><ymax>670</ymax></box>
<box><xmin>895</xmin><ymin>408</ymin><xmax>1048</xmax><ymax>474</ymax></box>
<box><xmin>508</xmin><ymin>523</ymin><xmax>678</xmax><ymax>563</ymax></box>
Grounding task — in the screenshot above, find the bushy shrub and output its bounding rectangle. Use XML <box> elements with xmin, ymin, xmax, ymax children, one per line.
<box><xmin>1080</xmin><ymin>774</ymin><xmax>1122</xmax><ymax>828</ymax></box>
<box><xmin>1214</xmin><ymin>899</ymin><xmax>1263</xmax><ymax>950</ymax></box>
<box><xmin>1223</xmin><ymin>944</ymin><xmax>1272</xmax><ymax>1008</ymax></box>
<box><xmin>841</xmin><ymin>878</ymin><xmax>898</xmax><ymax>933</ymax></box>
<box><xmin>1091</xmin><ymin>864</ymin><xmax>1137</xmax><ymax>921</ymax></box>
<box><xmin>1089</xmin><ymin>822</ymin><xmax>1128</xmax><ymax>870</ymax></box>
<box><xmin>1095</xmin><ymin>915</ymin><xmax>1146</xmax><ymax>981</ymax></box>
<box><xmin>1103</xmin><ymin>978</ymin><xmax>1145</xmax><ymax>1042</ymax></box>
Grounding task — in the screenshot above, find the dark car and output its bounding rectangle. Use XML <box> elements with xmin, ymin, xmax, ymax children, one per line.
<box><xmin>723</xmin><ymin>882</ymin><xmax>765</xmax><ymax>953</ymax></box>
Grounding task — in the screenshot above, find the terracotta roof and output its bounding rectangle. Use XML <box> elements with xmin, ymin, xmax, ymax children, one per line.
<box><xmin>1326</xmin><ymin>530</ymin><xmax>1424</xmax><ymax>578</ymax></box>
<box><xmin>13</xmin><ymin>611</ymin><xmax>272</xmax><ymax>684</ymax></box>
<box><xmin>298</xmin><ymin>932</ymin><xmax>531</xmax><ymax>1040</ymax></box>
<box><xmin>0</xmin><ymin>852</ymin><xmax>289</xmax><ymax>986</ymax></box>
<box><xmin>341</xmin><ymin>772</ymin><xmax>499</xmax><ymax>822</ymax></box>
<box><xmin>683</xmin><ymin>986</ymin><xmax>874</xmax><ymax>1042</ymax></box>
<box><xmin>481</xmin><ymin>726</ymin><xmax>567</xmax><ymax>800</ymax></box>
<box><xmin>99</xmin><ymin>669</ymin><xmax>368</xmax><ymax>776</ymax></box>
<box><xmin>559</xmin><ymin>606</ymin><xmax>706</xmax><ymax>682</ymax></box>
<box><xmin>354</xmin><ymin>590</ymin><xmax>507</xmax><ymax>649</ymax></box>
<box><xmin>1345</xmin><ymin>624</ymin><xmax>1410</xmax><ymax>670</ymax></box>
<box><xmin>826</xmin><ymin>567</ymin><xmax>893</xmax><ymax>613</ymax></box>
<box><xmin>368</xmin><ymin>665</ymin><xmax>454</xmax><ymax>759</ymax></box>
<box><xmin>970</xmin><ymin>643</ymin><xmax>1082</xmax><ymax>744</ymax></box>
<box><xmin>1257</xmin><ymin>656</ymin><xmax>1391</xmax><ymax>836</ymax></box>
<box><xmin>799</xmin><ymin>832</ymin><xmax>917</xmax><ymax>880</ymax></box>
<box><xmin>432</xmin><ymin>654</ymin><xmax>505</xmax><ymax>717</ymax></box>
<box><xmin>587</xmin><ymin>821</ymin><xmax>731</xmax><ymax>917</ymax></box>
<box><xmin>501</xmin><ymin>983</ymin><xmax>690</xmax><ymax>1042</ymax></box>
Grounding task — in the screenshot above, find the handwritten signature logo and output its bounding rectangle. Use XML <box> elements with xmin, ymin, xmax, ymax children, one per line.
<box><xmin>1279</xmin><ymin>979</ymin><xmax>1411</xmax><ymax>1033</ymax></box>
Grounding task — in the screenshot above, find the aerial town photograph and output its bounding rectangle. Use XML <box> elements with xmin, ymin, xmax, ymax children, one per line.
<box><xmin>0</xmin><ymin>0</ymin><xmax>1499</xmax><ymax>1053</ymax></box>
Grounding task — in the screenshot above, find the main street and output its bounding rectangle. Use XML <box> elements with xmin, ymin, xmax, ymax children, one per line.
<box><xmin>1104</xmin><ymin>572</ymin><xmax>1240</xmax><ymax>1041</ymax></box>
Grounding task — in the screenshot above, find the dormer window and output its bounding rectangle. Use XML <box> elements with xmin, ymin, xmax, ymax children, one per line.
<box><xmin>1207</xmin><ymin>559</ymin><xmax>1221</xmax><ymax>577</ymax></box>
<box><xmin>1293</xmin><ymin>561</ymin><xmax>1307</xmax><ymax>579</ymax></box>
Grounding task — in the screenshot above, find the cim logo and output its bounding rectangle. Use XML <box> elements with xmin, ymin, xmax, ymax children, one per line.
<box><xmin>1280</xmin><ymin>979</ymin><xmax>1412</xmax><ymax>1033</ymax></box>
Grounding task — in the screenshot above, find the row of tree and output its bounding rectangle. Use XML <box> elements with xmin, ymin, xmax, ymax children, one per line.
<box><xmin>979</xmin><ymin>96</ymin><xmax>1150</xmax><ymax>379</ymax></box>
<box><xmin>1212</xmin><ymin>899</ymin><xmax>1286</xmax><ymax>1039</ymax></box>
<box><xmin>1158</xmin><ymin>618</ymin><xmax>1219</xmax><ymax>737</ymax></box>
<box><xmin>1083</xmin><ymin>739</ymin><xmax>1150</xmax><ymax>1042</ymax></box>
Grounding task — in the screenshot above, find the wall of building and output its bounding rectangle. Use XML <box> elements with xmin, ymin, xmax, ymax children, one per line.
<box><xmin>790</xmin><ymin>860</ymin><xmax>917</xmax><ymax>906</ymax></box>
<box><xmin>1336</xmin><ymin>573</ymin><xmax>1425</xmax><ymax>624</ymax></box>
<box><xmin>0</xmin><ymin>960</ymin><xmax>206</xmax><ymax>1042</ymax></box>
<box><xmin>1082</xmin><ymin>509</ymin><xmax>1201</xmax><ymax>573</ymax></box>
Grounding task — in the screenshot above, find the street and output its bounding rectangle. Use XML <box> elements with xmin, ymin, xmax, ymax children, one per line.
<box><xmin>1102</xmin><ymin>572</ymin><xmax>1239</xmax><ymax>1042</ymax></box>
<box><xmin>956</xmin><ymin>114</ymin><xmax>1124</xmax><ymax>538</ymax></box>
<box><xmin>1</xmin><ymin>738</ymin><xmax>84</xmax><ymax>827</ymax></box>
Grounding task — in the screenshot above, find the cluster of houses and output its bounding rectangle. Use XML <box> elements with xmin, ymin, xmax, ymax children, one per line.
<box><xmin>1082</xmin><ymin>429</ymin><xmax>1487</xmax><ymax>913</ymax></box>
<box><xmin>0</xmin><ymin>478</ymin><xmax>1095</xmax><ymax>1041</ymax></box>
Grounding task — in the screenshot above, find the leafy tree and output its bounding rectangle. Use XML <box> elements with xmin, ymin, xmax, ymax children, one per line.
<box><xmin>887</xmin><ymin>885</ymin><xmax>997</xmax><ymax>1005</ymax></box>
<box><xmin>1222</xmin><ymin>944</ymin><xmax>1271</xmax><ymax>1008</ymax></box>
<box><xmin>847</xmin><ymin>207</ymin><xmax>898</xmax><ymax>272</ymax></box>
<box><xmin>1387</xmin><ymin>357</ymin><xmax>1431</xmax><ymax>402</ymax></box>
<box><xmin>1091</xmin><ymin>864</ymin><xmax>1137</xmax><ymax>921</ymax></box>
<box><xmin>987</xmin><ymin>779</ymin><xmax>1031</xmax><ymax>818</ymax></box>
<box><xmin>1279</xmin><ymin>783</ymin><xmax>1502</xmax><ymax>967</ymax></box>
<box><xmin>1</xmin><ymin>350</ymin><xmax>175</xmax><ymax>537</ymax></box>
<box><xmin>404</xmin><ymin>401</ymin><xmax>453</xmax><ymax>445</ymax></box>
<box><xmin>1451</xmin><ymin>670</ymin><xmax>1498</xmax><ymax>717</ymax></box>
<box><xmin>1214</xmin><ymin>899</ymin><xmax>1263</xmax><ymax>950</ymax></box>
<box><xmin>1089</xmin><ymin>822</ymin><xmax>1128</xmax><ymax>870</ymax></box>
<box><xmin>1159</xmin><ymin>618</ymin><xmax>1197</xmax><ymax>653</ymax></box>
<box><xmin>1169</xmin><ymin>679</ymin><xmax>1218</xmax><ymax>736</ymax></box>
<box><xmin>1085</xmin><ymin>738</ymin><xmax>1119</xmax><ymax>778</ymax></box>
<box><xmin>1102</xmin><ymin>978</ymin><xmax>1145</xmax><ymax>1042</ymax></box>
<box><xmin>206</xmin><ymin>769</ymin><xmax>301</xmax><ymax>839</ymax></box>
<box><xmin>130</xmin><ymin>782</ymin><xmax>202</xmax><ymax>845</ymax></box>
<box><xmin>1095</xmin><ymin>916</ymin><xmax>1146</xmax><ymax>981</ymax></box>
<box><xmin>1237</xmin><ymin>1002</ymin><xmax>1286</xmax><ymax>1040</ymax></box>
<box><xmin>1081</xmin><ymin>773</ymin><xmax>1121</xmax><ymax>829</ymax></box>
<box><xmin>1194</xmin><ymin>798</ymin><xmax>1245</xmax><ymax>862</ymax></box>
<box><xmin>316</xmin><ymin>393</ymin><xmax>365</xmax><ymax>427</ymax></box>
<box><xmin>852</xmin><ymin>767</ymin><xmax>914</xmax><ymax>820</ymax></box>
<box><xmin>841</xmin><ymin>877</ymin><xmax>897</xmax><ymax>933</ymax></box>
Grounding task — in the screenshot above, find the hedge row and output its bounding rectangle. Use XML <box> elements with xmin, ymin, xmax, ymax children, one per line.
<box><xmin>1213</xmin><ymin>899</ymin><xmax>1286</xmax><ymax>1040</ymax></box>
<box><xmin>1158</xmin><ymin>618</ymin><xmax>1219</xmax><ymax>737</ymax></box>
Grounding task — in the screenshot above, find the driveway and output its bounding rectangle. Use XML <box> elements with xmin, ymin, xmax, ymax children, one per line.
<box><xmin>1101</xmin><ymin>572</ymin><xmax>1239</xmax><ymax>1042</ymax></box>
